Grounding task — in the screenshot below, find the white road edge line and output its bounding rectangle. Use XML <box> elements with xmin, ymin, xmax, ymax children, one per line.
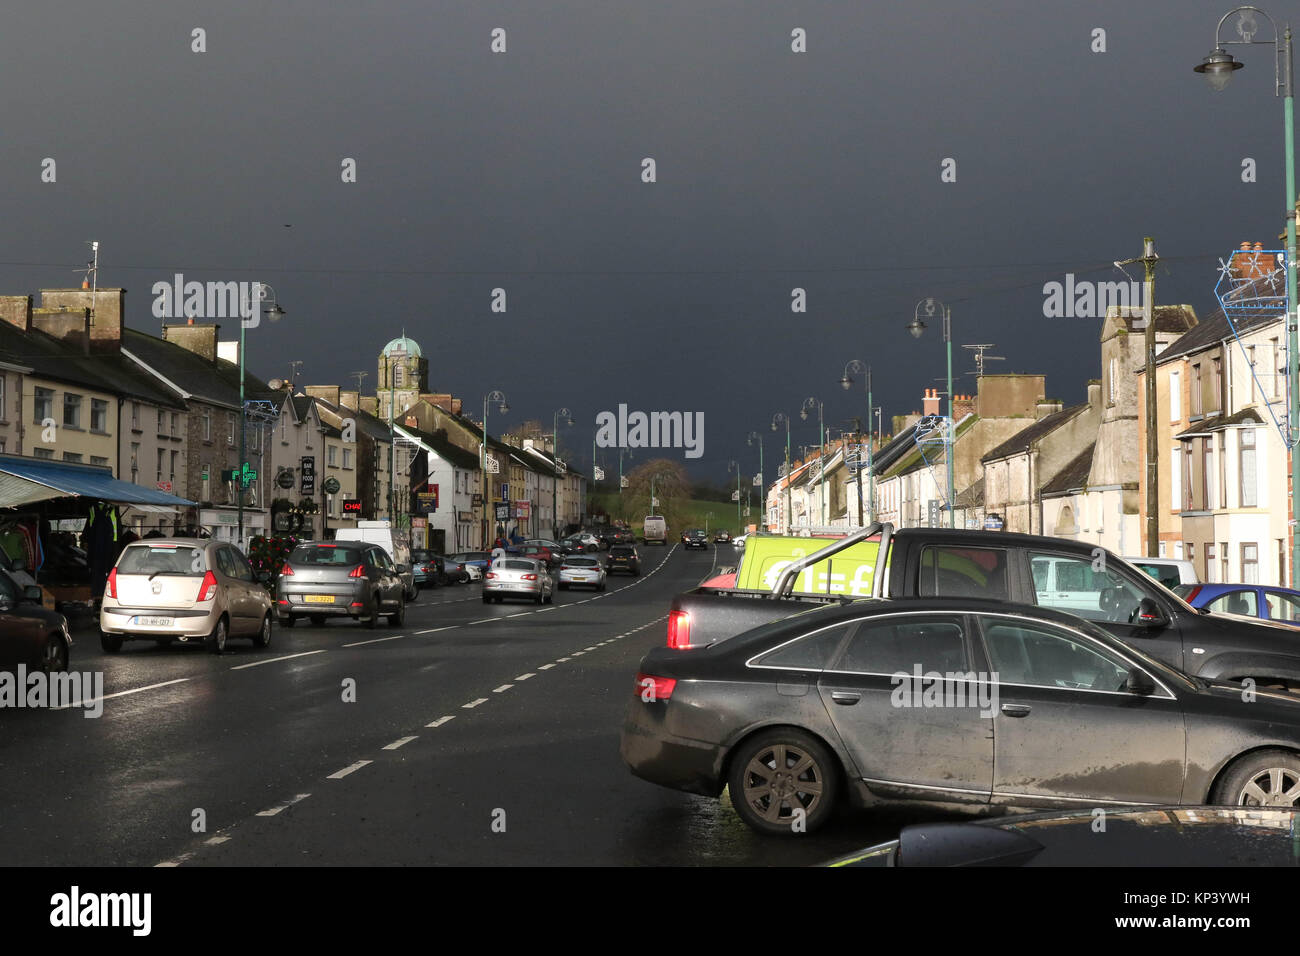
<box><xmin>231</xmin><ymin>650</ymin><xmax>327</xmax><ymax>670</ymax></box>
<box><xmin>327</xmin><ymin>760</ymin><xmax>372</xmax><ymax>779</ymax></box>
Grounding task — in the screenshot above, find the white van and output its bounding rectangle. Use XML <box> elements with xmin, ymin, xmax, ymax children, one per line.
<box><xmin>643</xmin><ymin>515</ymin><xmax>667</xmax><ymax>546</ymax></box>
<box><xmin>332</xmin><ymin>520</ymin><xmax>417</xmax><ymax>598</ymax></box>
<box><xmin>1122</xmin><ymin>556</ymin><xmax>1199</xmax><ymax>590</ymax></box>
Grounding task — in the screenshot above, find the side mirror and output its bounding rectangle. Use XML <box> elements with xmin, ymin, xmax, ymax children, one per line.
<box><xmin>1133</xmin><ymin>597</ymin><xmax>1168</xmax><ymax>628</ymax></box>
<box><xmin>397</xmin><ymin>564</ymin><xmax>410</xmax><ymax>573</ymax></box>
<box><xmin>22</xmin><ymin>585</ymin><xmax>43</xmax><ymax>604</ymax></box>
<box><xmin>1125</xmin><ymin>667</ymin><xmax>1156</xmax><ymax>695</ymax></box>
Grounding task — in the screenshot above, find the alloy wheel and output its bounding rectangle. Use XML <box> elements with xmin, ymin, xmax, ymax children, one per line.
<box><xmin>1237</xmin><ymin>767</ymin><xmax>1300</xmax><ymax>807</ymax></box>
<box><xmin>739</xmin><ymin>743</ymin><xmax>825</xmax><ymax>824</ymax></box>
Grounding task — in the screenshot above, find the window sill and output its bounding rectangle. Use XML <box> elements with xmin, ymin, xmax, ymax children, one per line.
<box><xmin>91</xmin><ymin>429</ymin><xmax>110</xmax><ymax>436</ymax></box>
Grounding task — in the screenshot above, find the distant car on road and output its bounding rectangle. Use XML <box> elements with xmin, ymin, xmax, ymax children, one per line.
<box><xmin>450</xmin><ymin>551</ymin><xmax>492</xmax><ymax>575</ymax></box>
<box><xmin>433</xmin><ymin>556</ymin><xmax>470</xmax><ymax>584</ymax></box>
<box><xmin>682</xmin><ymin>528</ymin><xmax>709</xmax><ymax>550</ymax></box>
<box><xmin>732</xmin><ymin>533</ymin><xmax>749</xmax><ymax>549</ymax></box>
<box><xmin>1176</xmin><ymin>583</ymin><xmax>1300</xmax><ymax>629</ymax></box>
<box><xmin>276</xmin><ymin>541</ymin><xmax>406</xmax><ymax>629</ymax></box>
<box><xmin>518</xmin><ymin>543</ymin><xmax>562</xmax><ymax>569</ymax></box>
<box><xmin>607</xmin><ymin>545</ymin><xmax>641</xmax><ymax>576</ymax></box>
<box><xmin>643</xmin><ymin>515</ymin><xmax>667</xmax><ymax>546</ymax></box>
<box><xmin>101</xmin><ymin>538</ymin><xmax>273</xmax><ymax>654</ymax></box>
<box><xmin>484</xmin><ymin>557</ymin><xmax>553</xmax><ymax>604</ymax></box>
<box><xmin>558</xmin><ymin>555</ymin><xmax>607</xmax><ymax>591</ymax></box>
<box><xmin>714</xmin><ymin>530</ymin><xmax>731</xmax><ymax>544</ymax></box>
<box><xmin>409</xmin><ymin>549</ymin><xmax>442</xmax><ymax>589</ymax></box>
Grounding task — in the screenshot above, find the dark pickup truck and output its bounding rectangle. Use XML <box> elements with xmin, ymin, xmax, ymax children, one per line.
<box><xmin>667</xmin><ymin>523</ymin><xmax>1300</xmax><ymax>688</ymax></box>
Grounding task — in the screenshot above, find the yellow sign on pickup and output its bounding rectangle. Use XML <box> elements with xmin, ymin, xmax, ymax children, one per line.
<box><xmin>735</xmin><ymin>535</ymin><xmax>879</xmax><ymax>597</ymax></box>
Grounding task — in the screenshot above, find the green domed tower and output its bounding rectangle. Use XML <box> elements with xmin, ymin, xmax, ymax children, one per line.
<box><xmin>376</xmin><ymin>332</ymin><xmax>428</xmax><ymax>421</ymax></box>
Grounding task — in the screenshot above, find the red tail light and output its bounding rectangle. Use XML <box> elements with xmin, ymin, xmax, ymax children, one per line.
<box><xmin>634</xmin><ymin>672</ymin><xmax>677</xmax><ymax>701</ymax></box>
<box><xmin>197</xmin><ymin>570</ymin><xmax>218</xmax><ymax>602</ymax></box>
<box><xmin>348</xmin><ymin>564</ymin><xmax>366</xmax><ymax>578</ymax></box>
<box><xmin>280</xmin><ymin>563</ymin><xmax>295</xmax><ymax>576</ymax></box>
<box><xmin>105</xmin><ymin>567</ymin><xmax>118</xmax><ymax>599</ymax></box>
<box><xmin>522</xmin><ymin>573</ymin><xmax>538</xmax><ymax>581</ymax></box>
<box><xmin>667</xmin><ymin>609</ymin><xmax>692</xmax><ymax>649</ymax></box>
<box><xmin>485</xmin><ymin>572</ymin><xmax>497</xmax><ymax>579</ymax></box>
<box><xmin>1183</xmin><ymin>586</ymin><xmax>1202</xmax><ymax>603</ymax></box>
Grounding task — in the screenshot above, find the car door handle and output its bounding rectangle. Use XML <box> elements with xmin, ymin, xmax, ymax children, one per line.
<box><xmin>830</xmin><ymin>692</ymin><xmax>861</xmax><ymax>705</ymax></box>
<box><xmin>1001</xmin><ymin>703</ymin><xmax>1032</xmax><ymax>718</ymax></box>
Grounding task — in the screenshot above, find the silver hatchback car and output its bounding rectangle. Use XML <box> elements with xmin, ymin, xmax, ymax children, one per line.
<box><xmin>483</xmin><ymin>557</ymin><xmax>553</xmax><ymax>604</ymax></box>
<box><xmin>99</xmin><ymin>538</ymin><xmax>273</xmax><ymax>654</ymax></box>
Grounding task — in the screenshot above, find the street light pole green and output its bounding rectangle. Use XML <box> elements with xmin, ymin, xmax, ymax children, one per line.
<box><xmin>1196</xmin><ymin>7</ymin><xmax>1298</xmax><ymax>584</ymax></box>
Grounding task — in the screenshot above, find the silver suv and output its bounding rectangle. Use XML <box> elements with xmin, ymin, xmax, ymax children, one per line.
<box><xmin>99</xmin><ymin>538</ymin><xmax>273</xmax><ymax>654</ymax></box>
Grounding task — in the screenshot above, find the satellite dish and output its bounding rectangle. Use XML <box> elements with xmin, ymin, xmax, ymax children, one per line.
<box><xmin>268</xmin><ymin>378</ymin><xmax>286</xmax><ymax>390</ymax></box>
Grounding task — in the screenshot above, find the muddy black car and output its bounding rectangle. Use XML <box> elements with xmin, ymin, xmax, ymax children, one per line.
<box><xmin>623</xmin><ymin>596</ymin><xmax>1300</xmax><ymax>836</ymax></box>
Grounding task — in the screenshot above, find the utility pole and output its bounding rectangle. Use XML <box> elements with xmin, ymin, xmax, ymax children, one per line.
<box><xmin>1118</xmin><ymin>237</ymin><xmax>1159</xmax><ymax>556</ymax></box>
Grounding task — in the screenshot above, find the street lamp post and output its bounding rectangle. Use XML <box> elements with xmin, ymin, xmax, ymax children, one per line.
<box><xmin>801</xmin><ymin>397</ymin><xmax>825</xmax><ymax>526</ymax></box>
<box><xmin>841</xmin><ymin>359</ymin><xmax>874</xmax><ymax>527</ymax></box>
<box><xmin>908</xmin><ymin>297</ymin><xmax>956</xmax><ymax>528</ymax></box>
<box><xmin>747</xmin><ymin>431</ymin><xmax>764</xmax><ymax>531</ymax></box>
<box><xmin>237</xmin><ymin>283</ymin><xmax>284</xmax><ymax>548</ymax></box>
<box><xmin>728</xmin><ymin>460</ymin><xmax>740</xmax><ymax>526</ymax></box>
<box><xmin>482</xmin><ymin>390</ymin><xmax>508</xmax><ymax>549</ymax></box>
<box><xmin>772</xmin><ymin>413</ymin><xmax>792</xmax><ymax>532</ymax></box>
<box><xmin>551</xmin><ymin>407</ymin><xmax>572</xmax><ymax>539</ymax></box>
<box><xmin>1195</xmin><ymin>6</ymin><xmax>1299</xmax><ymax>584</ymax></box>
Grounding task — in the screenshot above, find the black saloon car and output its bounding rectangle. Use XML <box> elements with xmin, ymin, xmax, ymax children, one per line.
<box><xmin>622</xmin><ymin>596</ymin><xmax>1300</xmax><ymax>835</ymax></box>
<box><xmin>682</xmin><ymin>528</ymin><xmax>709</xmax><ymax>549</ymax></box>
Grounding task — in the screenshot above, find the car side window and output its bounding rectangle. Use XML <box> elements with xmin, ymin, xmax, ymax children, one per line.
<box><xmin>1028</xmin><ymin>551</ymin><xmax>1146</xmax><ymax>624</ymax></box>
<box><xmin>371</xmin><ymin>548</ymin><xmax>390</xmax><ymax>570</ymax></box>
<box><xmin>215</xmin><ymin>547</ymin><xmax>236</xmax><ymax>578</ymax></box>
<box><xmin>1207</xmin><ymin>589</ymin><xmax>1258</xmax><ymax>617</ymax></box>
<box><xmin>1266</xmin><ymin>591</ymin><xmax>1300</xmax><ymax>623</ymax></box>
<box><xmin>917</xmin><ymin>547</ymin><xmax>1009</xmax><ymax>600</ymax></box>
<box><xmin>828</xmin><ymin>616</ymin><xmax>967</xmax><ymax>675</ymax></box>
<box><xmin>231</xmin><ymin>548</ymin><xmax>255</xmax><ymax>582</ymax></box>
<box><xmin>981</xmin><ymin>619</ymin><xmax>1132</xmax><ymax>692</ymax></box>
<box><xmin>752</xmin><ymin>622</ymin><xmax>857</xmax><ymax>670</ymax></box>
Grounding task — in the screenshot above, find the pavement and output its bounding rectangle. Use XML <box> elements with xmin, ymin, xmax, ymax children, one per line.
<box><xmin>1</xmin><ymin>544</ymin><xmax>932</xmax><ymax>866</ymax></box>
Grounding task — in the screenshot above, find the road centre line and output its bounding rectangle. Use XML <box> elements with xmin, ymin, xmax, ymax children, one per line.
<box><xmin>327</xmin><ymin>760</ymin><xmax>372</xmax><ymax>779</ymax></box>
<box><xmin>343</xmin><ymin>635</ymin><xmax>405</xmax><ymax>647</ymax></box>
<box><xmin>231</xmin><ymin>650</ymin><xmax>326</xmax><ymax>670</ymax></box>
<box><xmin>53</xmin><ymin>677</ymin><xmax>190</xmax><ymax>710</ymax></box>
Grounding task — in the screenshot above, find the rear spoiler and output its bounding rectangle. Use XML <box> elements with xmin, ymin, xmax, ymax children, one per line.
<box><xmin>769</xmin><ymin>522</ymin><xmax>893</xmax><ymax>600</ymax></box>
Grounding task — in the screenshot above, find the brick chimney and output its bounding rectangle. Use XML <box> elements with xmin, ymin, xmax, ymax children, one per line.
<box><xmin>0</xmin><ymin>295</ymin><xmax>32</xmax><ymax>332</ymax></box>
<box><xmin>305</xmin><ymin>385</ymin><xmax>342</xmax><ymax>407</ymax></box>
<box><xmin>1233</xmin><ymin>241</ymin><xmax>1273</xmax><ymax>282</ymax></box>
<box><xmin>953</xmin><ymin>393</ymin><xmax>977</xmax><ymax>420</ymax></box>
<box><xmin>32</xmin><ymin>306</ymin><xmax>90</xmax><ymax>354</ymax></box>
<box><xmin>340</xmin><ymin>389</ymin><xmax>360</xmax><ymax>410</ymax></box>
<box><xmin>40</xmin><ymin>288</ymin><xmax>124</xmax><ymax>353</ymax></box>
<box><xmin>162</xmin><ymin>320</ymin><xmax>221</xmax><ymax>364</ymax></box>
<box><xmin>922</xmin><ymin>387</ymin><xmax>940</xmax><ymax>416</ymax></box>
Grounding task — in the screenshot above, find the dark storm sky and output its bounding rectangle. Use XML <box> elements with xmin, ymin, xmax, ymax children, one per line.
<box><xmin>1</xmin><ymin>0</ymin><xmax>1292</xmax><ymax>479</ymax></box>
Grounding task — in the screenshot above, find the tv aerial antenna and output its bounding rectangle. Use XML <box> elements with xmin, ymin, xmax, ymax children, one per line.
<box><xmin>962</xmin><ymin>344</ymin><xmax>1005</xmax><ymax>377</ymax></box>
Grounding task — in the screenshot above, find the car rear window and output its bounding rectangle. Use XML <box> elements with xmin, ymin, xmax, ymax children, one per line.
<box><xmin>118</xmin><ymin>545</ymin><xmax>205</xmax><ymax>575</ymax></box>
<box><xmin>292</xmin><ymin>545</ymin><xmax>365</xmax><ymax>565</ymax></box>
<box><xmin>498</xmin><ymin>560</ymin><xmax>536</xmax><ymax>571</ymax></box>
<box><xmin>611</xmin><ymin>547</ymin><xmax>635</xmax><ymax>555</ymax></box>
<box><xmin>565</xmin><ymin>558</ymin><xmax>598</xmax><ymax>567</ymax></box>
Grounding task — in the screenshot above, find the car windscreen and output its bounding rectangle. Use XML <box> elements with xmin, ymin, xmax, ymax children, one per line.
<box><xmin>117</xmin><ymin>545</ymin><xmax>205</xmax><ymax>575</ymax></box>
<box><xmin>292</xmin><ymin>545</ymin><xmax>365</xmax><ymax>566</ymax></box>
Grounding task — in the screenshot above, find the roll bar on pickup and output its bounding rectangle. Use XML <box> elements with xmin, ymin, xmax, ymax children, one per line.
<box><xmin>769</xmin><ymin>522</ymin><xmax>894</xmax><ymax>600</ymax></box>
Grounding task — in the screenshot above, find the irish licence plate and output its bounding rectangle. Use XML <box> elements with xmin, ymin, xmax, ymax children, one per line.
<box><xmin>135</xmin><ymin>616</ymin><xmax>173</xmax><ymax>626</ymax></box>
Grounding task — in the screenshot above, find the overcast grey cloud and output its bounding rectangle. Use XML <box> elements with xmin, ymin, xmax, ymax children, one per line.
<box><xmin>1</xmin><ymin>0</ymin><xmax>1291</xmax><ymax>477</ymax></box>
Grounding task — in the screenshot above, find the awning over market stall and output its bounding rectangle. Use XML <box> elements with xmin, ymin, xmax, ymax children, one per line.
<box><xmin>0</xmin><ymin>455</ymin><xmax>197</xmax><ymax>510</ymax></box>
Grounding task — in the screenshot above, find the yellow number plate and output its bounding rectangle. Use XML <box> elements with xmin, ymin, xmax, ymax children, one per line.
<box><xmin>303</xmin><ymin>595</ymin><xmax>335</xmax><ymax>604</ymax></box>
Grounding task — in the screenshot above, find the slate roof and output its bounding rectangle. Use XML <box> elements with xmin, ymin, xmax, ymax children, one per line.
<box><xmin>981</xmin><ymin>403</ymin><xmax>1089</xmax><ymax>463</ymax></box>
<box><xmin>396</xmin><ymin>424</ymin><xmax>487</xmax><ymax>471</ymax></box>
<box><xmin>0</xmin><ymin>323</ymin><xmax>187</xmax><ymax>409</ymax></box>
<box><xmin>122</xmin><ymin>329</ymin><xmax>274</xmax><ymax>409</ymax></box>
<box><xmin>1157</xmin><ymin>275</ymin><xmax>1283</xmax><ymax>364</ymax></box>
<box><xmin>1041</xmin><ymin>442</ymin><xmax>1096</xmax><ymax>497</ymax></box>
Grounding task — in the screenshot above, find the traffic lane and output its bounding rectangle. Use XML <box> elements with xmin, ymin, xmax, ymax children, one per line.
<box><xmin>183</xmin><ymin>599</ymin><xmax>952</xmax><ymax>866</ymax></box>
<box><xmin>0</xmin><ymin>547</ymin><xmax>694</xmax><ymax>865</ymax></box>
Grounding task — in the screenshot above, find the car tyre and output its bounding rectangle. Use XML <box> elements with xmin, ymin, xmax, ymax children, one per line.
<box><xmin>251</xmin><ymin>613</ymin><xmax>272</xmax><ymax>648</ymax></box>
<box><xmin>42</xmin><ymin>633</ymin><xmax>69</xmax><ymax>673</ymax></box>
<box><xmin>544</xmin><ymin>589</ymin><xmax>554</xmax><ymax>604</ymax></box>
<box><xmin>100</xmin><ymin>632</ymin><xmax>122</xmax><ymax>653</ymax></box>
<box><xmin>208</xmin><ymin>616</ymin><xmax>228</xmax><ymax>655</ymax></box>
<box><xmin>727</xmin><ymin>728</ymin><xmax>839</xmax><ymax>836</ymax></box>
<box><xmin>388</xmin><ymin>596</ymin><xmax>405</xmax><ymax>627</ymax></box>
<box><xmin>1211</xmin><ymin>749</ymin><xmax>1300</xmax><ymax>807</ymax></box>
<box><xmin>365</xmin><ymin>594</ymin><xmax>379</xmax><ymax>628</ymax></box>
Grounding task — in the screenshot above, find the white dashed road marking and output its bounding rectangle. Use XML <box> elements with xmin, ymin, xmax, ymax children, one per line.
<box><xmin>383</xmin><ymin>736</ymin><xmax>418</xmax><ymax>750</ymax></box>
<box><xmin>343</xmin><ymin>635</ymin><xmax>404</xmax><ymax>647</ymax></box>
<box><xmin>415</xmin><ymin>626</ymin><xmax>457</xmax><ymax>634</ymax></box>
<box><xmin>515</xmin><ymin>673</ymin><xmax>534</xmax><ymax>681</ymax></box>
<box><xmin>327</xmin><ymin>760</ymin><xmax>372</xmax><ymax>780</ymax></box>
<box><xmin>426</xmin><ymin>716</ymin><xmax>456</xmax><ymax>727</ymax></box>
<box><xmin>493</xmin><ymin>684</ymin><xmax>513</xmax><ymax>693</ymax></box>
<box><xmin>463</xmin><ymin>698</ymin><xmax>488</xmax><ymax>709</ymax></box>
<box><xmin>538</xmin><ymin>663</ymin><xmax>556</xmax><ymax>670</ymax></box>
<box><xmin>54</xmin><ymin>677</ymin><xmax>190</xmax><ymax>710</ymax></box>
<box><xmin>231</xmin><ymin>650</ymin><xmax>326</xmax><ymax>670</ymax></box>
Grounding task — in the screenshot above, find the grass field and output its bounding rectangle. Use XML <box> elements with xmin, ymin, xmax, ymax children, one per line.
<box><xmin>587</xmin><ymin>492</ymin><xmax>755</xmax><ymax>537</ymax></box>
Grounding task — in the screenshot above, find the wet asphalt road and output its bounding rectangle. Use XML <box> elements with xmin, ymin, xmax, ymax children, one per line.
<box><xmin>0</xmin><ymin>543</ymin><xmax>943</xmax><ymax>866</ymax></box>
